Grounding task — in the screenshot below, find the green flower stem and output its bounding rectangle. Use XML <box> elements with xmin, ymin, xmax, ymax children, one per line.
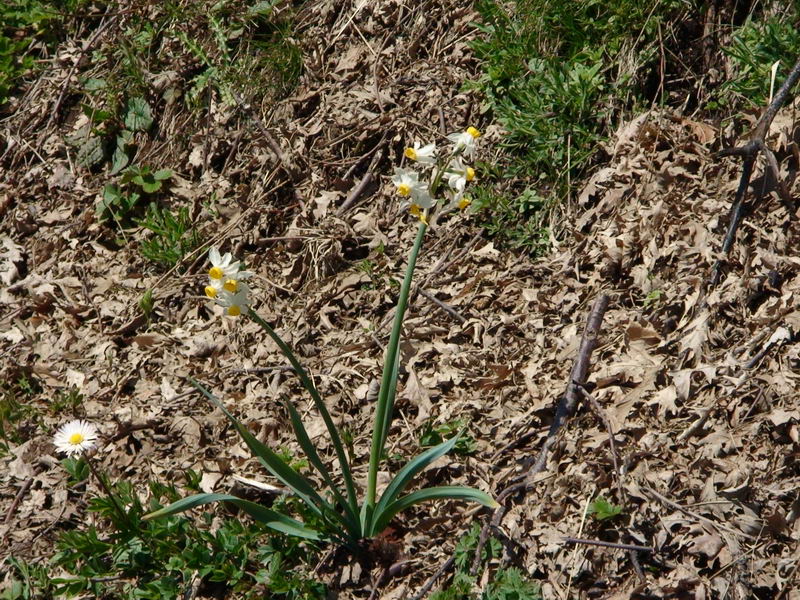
<box><xmin>248</xmin><ymin>311</ymin><xmax>359</xmax><ymax>516</ymax></box>
<box><xmin>365</xmin><ymin>220</ymin><xmax>428</xmax><ymax>516</ymax></box>
<box><xmin>84</xmin><ymin>455</ymin><xmax>137</xmax><ymax>534</ymax></box>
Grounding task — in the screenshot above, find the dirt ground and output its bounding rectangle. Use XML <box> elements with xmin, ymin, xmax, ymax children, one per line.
<box><xmin>1</xmin><ymin>1</ymin><xmax>800</xmax><ymax>598</ymax></box>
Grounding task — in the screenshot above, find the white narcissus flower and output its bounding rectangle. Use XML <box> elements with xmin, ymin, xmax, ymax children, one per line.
<box><xmin>54</xmin><ymin>420</ymin><xmax>99</xmax><ymax>457</ymax></box>
<box><xmin>214</xmin><ymin>282</ymin><xmax>251</xmax><ymax>317</ymax></box>
<box><xmin>404</xmin><ymin>142</ymin><xmax>437</xmax><ymax>164</ymax></box>
<box><xmin>447</xmin><ymin>126</ymin><xmax>481</xmax><ymax>158</ymax></box>
<box><xmin>207</xmin><ymin>247</ymin><xmax>240</xmax><ymax>281</ymax></box>
<box><xmin>446</xmin><ymin>157</ymin><xmax>476</xmax><ymax>195</ymax></box>
<box><xmin>206</xmin><ymin>247</ymin><xmax>253</xmax><ymax>299</ymax></box>
<box><xmin>391</xmin><ymin>168</ymin><xmax>433</xmax><ymax>208</ymax></box>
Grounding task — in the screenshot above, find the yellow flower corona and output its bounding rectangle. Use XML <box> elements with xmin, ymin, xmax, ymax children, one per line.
<box><xmin>459</xmin><ymin>196</ymin><xmax>472</xmax><ymax>210</ymax></box>
<box><xmin>223</xmin><ymin>279</ymin><xmax>238</xmax><ymax>293</ymax></box>
<box><xmin>466</xmin><ymin>167</ymin><xmax>475</xmax><ymax>181</ymax></box>
<box><xmin>228</xmin><ymin>305</ymin><xmax>242</xmax><ymax>317</ymax></box>
<box><xmin>205</xmin><ymin>285</ymin><xmax>217</xmax><ymax>298</ymax></box>
<box><xmin>404</xmin><ymin>147</ymin><xmax>417</xmax><ymax>160</ymax></box>
<box><xmin>467</xmin><ymin>126</ymin><xmax>481</xmax><ymax>138</ymax></box>
<box><xmin>209</xmin><ymin>266</ymin><xmax>224</xmax><ymax>280</ymax></box>
<box><xmin>397</xmin><ymin>183</ymin><xmax>411</xmax><ymax>197</ymax></box>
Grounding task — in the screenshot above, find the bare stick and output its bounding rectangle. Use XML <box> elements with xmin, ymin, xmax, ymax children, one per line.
<box><xmin>576</xmin><ymin>384</ymin><xmax>623</xmax><ymax>501</ymax></box>
<box><xmin>563</xmin><ymin>537</ymin><xmax>653</xmax><ymax>553</ymax></box>
<box><xmin>419</xmin><ymin>288</ymin><xmax>467</xmax><ymax>324</ymax></box>
<box><xmin>470</xmin><ymin>294</ymin><xmax>610</xmax><ymax>576</ymax></box>
<box><xmin>711</xmin><ymin>56</ymin><xmax>800</xmax><ymax>286</ymax></box>
<box><xmin>50</xmin><ymin>15</ymin><xmax>118</xmax><ymax>126</ymax></box>
<box><xmin>642</xmin><ymin>484</ymin><xmax>756</xmax><ymax>540</ymax></box>
<box><xmin>410</xmin><ymin>556</ymin><xmax>455</xmax><ymax>600</ymax></box>
<box><xmin>3</xmin><ymin>477</ymin><xmax>34</xmax><ymax>525</ymax></box>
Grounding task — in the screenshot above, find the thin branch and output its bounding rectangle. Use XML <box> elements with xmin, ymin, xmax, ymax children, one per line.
<box><xmin>563</xmin><ymin>537</ymin><xmax>653</xmax><ymax>553</ymax></box>
<box><xmin>711</xmin><ymin>56</ymin><xmax>800</xmax><ymax>286</ymax></box>
<box><xmin>469</xmin><ymin>294</ymin><xmax>610</xmax><ymax>576</ymax></box>
<box><xmin>419</xmin><ymin>288</ymin><xmax>467</xmax><ymax>324</ymax></box>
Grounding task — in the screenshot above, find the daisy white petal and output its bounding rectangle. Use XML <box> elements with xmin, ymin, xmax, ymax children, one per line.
<box><xmin>54</xmin><ymin>420</ymin><xmax>99</xmax><ymax>457</ymax></box>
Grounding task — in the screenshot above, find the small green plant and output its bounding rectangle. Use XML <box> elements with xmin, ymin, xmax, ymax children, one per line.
<box><xmin>146</xmin><ymin>128</ymin><xmax>497</xmax><ymax>550</ymax></box>
<box><xmin>50</xmin><ymin>386</ymin><xmax>83</xmax><ymax>415</ymax></box>
<box><xmin>0</xmin><ymin>374</ymin><xmax>42</xmax><ymax>455</ymax></box>
<box><xmin>430</xmin><ymin>523</ymin><xmax>540</xmax><ymax>600</ymax></box>
<box><xmin>96</xmin><ymin>166</ymin><xmax>172</xmax><ymax>224</ymax></box>
<box><xmin>0</xmin><ymin>0</ymin><xmax>63</xmax><ymax>109</ymax></box>
<box><xmin>420</xmin><ymin>418</ymin><xmax>478</xmax><ymax>456</ymax></box>
<box><xmin>643</xmin><ymin>289</ymin><xmax>664</xmax><ymax>309</ymax></box>
<box><xmin>139</xmin><ymin>288</ymin><xmax>155</xmax><ymax>320</ymax></box>
<box><xmin>589</xmin><ymin>496</ymin><xmax>623</xmax><ymax>521</ymax></box>
<box><xmin>721</xmin><ymin>15</ymin><xmax>800</xmax><ymax>108</ymax></box>
<box><xmin>138</xmin><ymin>202</ymin><xmax>200</xmax><ymax>269</ymax></box>
<box><xmin>9</xmin><ymin>421</ymin><xmax>322</xmax><ymax>598</ymax></box>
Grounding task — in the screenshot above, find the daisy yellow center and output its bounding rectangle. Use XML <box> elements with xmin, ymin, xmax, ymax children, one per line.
<box><xmin>228</xmin><ymin>305</ymin><xmax>242</xmax><ymax>317</ymax></box>
<box><xmin>404</xmin><ymin>147</ymin><xmax>417</xmax><ymax>160</ymax></box>
<box><xmin>397</xmin><ymin>183</ymin><xmax>411</xmax><ymax>197</ymax></box>
<box><xmin>209</xmin><ymin>266</ymin><xmax>224</xmax><ymax>280</ymax></box>
<box><xmin>205</xmin><ymin>285</ymin><xmax>217</xmax><ymax>298</ymax></box>
<box><xmin>223</xmin><ymin>279</ymin><xmax>238</xmax><ymax>293</ymax></box>
<box><xmin>466</xmin><ymin>167</ymin><xmax>475</xmax><ymax>181</ymax></box>
<box><xmin>466</xmin><ymin>126</ymin><xmax>481</xmax><ymax>139</ymax></box>
<box><xmin>69</xmin><ymin>432</ymin><xmax>85</xmax><ymax>445</ymax></box>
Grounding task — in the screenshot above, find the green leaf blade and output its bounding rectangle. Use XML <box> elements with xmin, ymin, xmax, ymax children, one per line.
<box><xmin>143</xmin><ymin>492</ymin><xmax>320</xmax><ymax>540</ymax></box>
<box><xmin>372</xmin><ymin>486</ymin><xmax>498</xmax><ymax>535</ymax></box>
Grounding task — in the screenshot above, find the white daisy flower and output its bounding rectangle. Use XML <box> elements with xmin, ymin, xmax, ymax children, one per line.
<box><xmin>404</xmin><ymin>142</ymin><xmax>437</xmax><ymax>164</ymax></box>
<box><xmin>54</xmin><ymin>420</ymin><xmax>99</xmax><ymax>457</ymax></box>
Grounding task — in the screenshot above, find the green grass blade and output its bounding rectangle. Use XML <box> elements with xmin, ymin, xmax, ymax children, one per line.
<box><xmin>188</xmin><ymin>377</ymin><xmax>350</xmax><ymax>532</ymax></box>
<box><xmin>372</xmin><ymin>432</ymin><xmax>460</xmax><ymax>525</ymax></box>
<box><xmin>248</xmin><ymin>312</ymin><xmax>359</xmax><ymax>513</ymax></box>
<box><xmin>143</xmin><ymin>492</ymin><xmax>321</xmax><ymax>540</ymax></box>
<box><xmin>371</xmin><ymin>486</ymin><xmax>498</xmax><ymax>535</ymax></box>
<box><xmin>366</xmin><ymin>221</ymin><xmax>428</xmax><ymax>514</ymax></box>
<box><xmin>282</xmin><ymin>399</ymin><xmax>360</xmax><ymax>535</ymax></box>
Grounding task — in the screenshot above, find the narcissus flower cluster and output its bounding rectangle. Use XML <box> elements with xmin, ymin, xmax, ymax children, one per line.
<box><xmin>205</xmin><ymin>247</ymin><xmax>252</xmax><ymax>317</ymax></box>
<box><xmin>392</xmin><ymin>126</ymin><xmax>482</xmax><ymax>222</ymax></box>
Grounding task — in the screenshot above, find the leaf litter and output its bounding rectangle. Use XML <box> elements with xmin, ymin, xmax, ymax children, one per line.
<box><xmin>1</xmin><ymin>1</ymin><xmax>800</xmax><ymax>598</ymax></box>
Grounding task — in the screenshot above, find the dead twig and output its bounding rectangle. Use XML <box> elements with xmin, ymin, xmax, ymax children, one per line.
<box><xmin>469</xmin><ymin>294</ymin><xmax>610</xmax><ymax>576</ymax></box>
<box><xmin>4</xmin><ymin>477</ymin><xmax>35</xmax><ymax>525</ymax></box>
<box><xmin>337</xmin><ymin>139</ymin><xmax>387</xmax><ymax>216</ymax></box>
<box><xmin>419</xmin><ymin>288</ymin><xmax>467</xmax><ymax>324</ymax></box>
<box><xmin>641</xmin><ymin>484</ymin><xmax>756</xmax><ymax>540</ymax></box>
<box><xmin>49</xmin><ymin>15</ymin><xmax>118</xmax><ymax>127</ymax></box>
<box><xmin>575</xmin><ymin>384</ymin><xmax>623</xmax><ymax>501</ymax></box>
<box><xmin>563</xmin><ymin>537</ymin><xmax>653</xmax><ymax>553</ymax></box>
<box><xmin>409</xmin><ymin>556</ymin><xmax>455</xmax><ymax>600</ymax></box>
<box><xmin>710</xmin><ymin>56</ymin><xmax>800</xmax><ymax>286</ymax></box>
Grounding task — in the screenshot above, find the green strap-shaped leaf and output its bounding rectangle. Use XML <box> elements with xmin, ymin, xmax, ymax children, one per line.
<box><xmin>372</xmin><ymin>433</ymin><xmax>461</xmax><ymax>529</ymax></box>
<box><xmin>143</xmin><ymin>493</ymin><xmax>320</xmax><ymax>540</ymax></box>
<box><xmin>282</xmin><ymin>399</ymin><xmax>360</xmax><ymax>536</ymax></box>
<box><xmin>371</xmin><ymin>486</ymin><xmax>498</xmax><ymax>535</ymax></box>
<box><xmin>189</xmin><ymin>378</ymin><xmax>350</xmax><ymax>533</ymax></box>
<box><xmin>366</xmin><ymin>222</ymin><xmax>428</xmax><ymax>518</ymax></box>
<box><xmin>248</xmin><ymin>313</ymin><xmax>359</xmax><ymax>514</ymax></box>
